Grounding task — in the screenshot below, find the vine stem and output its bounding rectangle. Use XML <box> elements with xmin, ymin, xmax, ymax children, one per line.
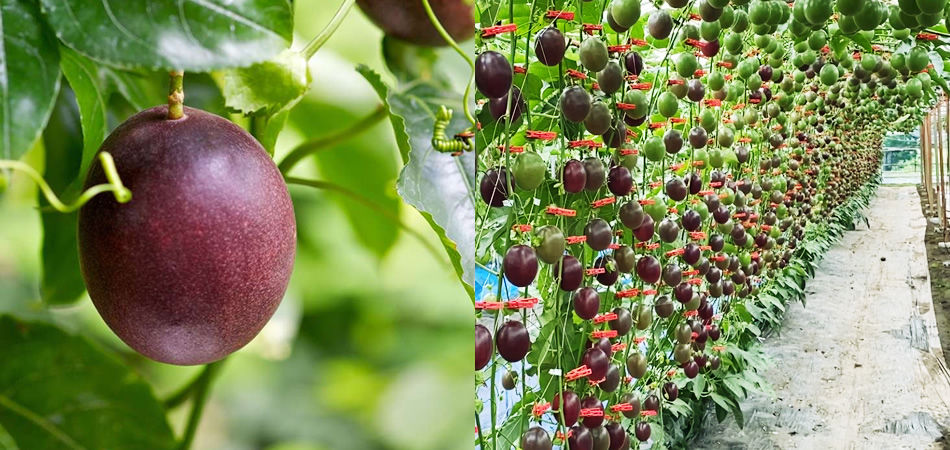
<box><xmin>420</xmin><ymin>0</ymin><xmax>477</xmax><ymax>127</ymax></box>
<box><xmin>168</xmin><ymin>71</ymin><xmax>185</xmax><ymax>120</ymax></box>
<box><xmin>178</xmin><ymin>360</ymin><xmax>224</xmax><ymax>450</ymax></box>
<box><xmin>303</xmin><ymin>0</ymin><xmax>357</xmax><ymax>60</ymax></box>
<box><xmin>277</xmin><ymin>105</ymin><xmax>387</xmax><ymax>174</ymax></box>
<box><xmin>284</xmin><ymin>177</ymin><xmax>450</xmax><ymax>265</ymax></box>
<box><xmin>0</xmin><ymin>152</ymin><xmax>131</xmax><ymax>213</ymax></box>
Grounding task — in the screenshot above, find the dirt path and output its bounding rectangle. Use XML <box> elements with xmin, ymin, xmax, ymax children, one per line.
<box><xmin>693</xmin><ymin>186</ymin><xmax>950</xmax><ymax>449</ymax></box>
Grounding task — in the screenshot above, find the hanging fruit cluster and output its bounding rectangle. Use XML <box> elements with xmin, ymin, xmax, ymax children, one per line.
<box><xmin>475</xmin><ymin>0</ymin><xmax>945</xmax><ymax>448</ymax></box>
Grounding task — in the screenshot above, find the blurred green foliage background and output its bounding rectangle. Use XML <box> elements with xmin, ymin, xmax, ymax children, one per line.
<box><xmin>0</xmin><ymin>1</ymin><xmax>471</xmax><ymax>449</ymax></box>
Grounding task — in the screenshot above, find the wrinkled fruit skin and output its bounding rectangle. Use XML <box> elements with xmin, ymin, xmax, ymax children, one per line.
<box><xmin>356</xmin><ymin>0</ymin><xmax>474</xmax><ymax>47</ymax></box>
<box><xmin>78</xmin><ymin>106</ymin><xmax>296</xmax><ymax>366</ymax></box>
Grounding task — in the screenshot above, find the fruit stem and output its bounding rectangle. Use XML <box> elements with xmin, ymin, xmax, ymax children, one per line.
<box><xmin>277</xmin><ymin>105</ymin><xmax>387</xmax><ymax>174</ymax></box>
<box><xmin>420</xmin><ymin>0</ymin><xmax>476</xmax><ymax>127</ymax></box>
<box><xmin>178</xmin><ymin>360</ymin><xmax>224</xmax><ymax>450</ymax></box>
<box><xmin>167</xmin><ymin>71</ymin><xmax>185</xmax><ymax>120</ymax></box>
<box><xmin>302</xmin><ymin>0</ymin><xmax>356</xmax><ymax>60</ymax></box>
<box><xmin>0</xmin><ymin>152</ymin><xmax>131</xmax><ymax>213</ymax></box>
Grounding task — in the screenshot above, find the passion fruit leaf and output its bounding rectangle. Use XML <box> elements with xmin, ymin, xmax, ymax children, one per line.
<box><xmin>37</xmin><ymin>0</ymin><xmax>293</xmax><ymax>71</ymax></box>
<box><xmin>217</xmin><ymin>49</ymin><xmax>310</xmax><ymax>116</ymax></box>
<box><xmin>358</xmin><ymin>65</ymin><xmax>475</xmax><ymax>294</ymax></box>
<box><xmin>58</xmin><ymin>47</ymin><xmax>109</xmax><ymax>179</ymax></box>
<box><xmin>0</xmin><ymin>316</ymin><xmax>176</xmax><ymax>449</ymax></box>
<box><xmin>1</xmin><ymin>0</ymin><xmax>61</xmax><ymax>161</ymax></box>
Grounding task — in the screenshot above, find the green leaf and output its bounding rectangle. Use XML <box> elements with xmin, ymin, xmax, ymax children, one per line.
<box><xmin>358</xmin><ymin>65</ymin><xmax>476</xmax><ymax>293</ymax></box>
<box><xmin>58</xmin><ymin>46</ymin><xmax>108</xmax><ymax>179</ymax></box>
<box><xmin>1</xmin><ymin>0</ymin><xmax>61</xmax><ymax>161</ymax></box>
<box><xmin>38</xmin><ymin>87</ymin><xmax>85</xmax><ymax>306</ymax></box>
<box><xmin>847</xmin><ymin>32</ymin><xmax>873</xmax><ymax>52</ymax></box>
<box><xmin>218</xmin><ymin>49</ymin><xmax>310</xmax><ymax>116</ymax></box>
<box><xmin>38</xmin><ymin>0</ymin><xmax>293</xmax><ymax>71</ymax></box>
<box><xmin>0</xmin><ymin>316</ymin><xmax>176</xmax><ymax>449</ymax></box>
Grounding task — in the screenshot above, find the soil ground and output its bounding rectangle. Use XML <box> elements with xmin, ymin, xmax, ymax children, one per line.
<box><xmin>692</xmin><ymin>186</ymin><xmax>950</xmax><ymax>449</ymax></box>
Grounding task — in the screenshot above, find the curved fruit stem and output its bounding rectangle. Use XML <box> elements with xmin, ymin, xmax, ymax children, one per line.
<box><xmin>420</xmin><ymin>0</ymin><xmax>476</xmax><ymax>127</ymax></box>
<box><xmin>284</xmin><ymin>177</ymin><xmax>450</xmax><ymax>266</ymax></box>
<box><xmin>303</xmin><ymin>0</ymin><xmax>357</xmax><ymax>60</ymax></box>
<box><xmin>178</xmin><ymin>360</ymin><xmax>224</xmax><ymax>450</ymax></box>
<box><xmin>277</xmin><ymin>105</ymin><xmax>387</xmax><ymax>174</ymax></box>
<box><xmin>0</xmin><ymin>152</ymin><xmax>131</xmax><ymax>213</ymax></box>
<box><xmin>167</xmin><ymin>71</ymin><xmax>185</xmax><ymax>120</ymax></box>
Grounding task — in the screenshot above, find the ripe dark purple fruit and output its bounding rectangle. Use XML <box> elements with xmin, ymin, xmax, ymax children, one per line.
<box><xmin>569</xmin><ymin>426</ymin><xmax>593</xmax><ymax>450</ymax></box>
<box><xmin>664</xmin><ymin>129</ymin><xmax>684</xmax><ymax>154</ymax></box>
<box><xmin>666</xmin><ymin>177</ymin><xmax>688</xmax><ymax>201</ymax></box>
<box><xmin>683</xmin><ymin>360</ymin><xmax>699</xmax><ymax>378</ymax></box>
<box><xmin>535</xmin><ymin>27</ymin><xmax>566</xmax><ymax>66</ymax></box>
<box><xmin>624</xmin><ymin>52</ymin><xmax>644</xmax><ymax>75</ymax></box>
<box><xmin>496</xmin><ymin>321</ymin><xmax>530</xmax><ymax>362</ymax></box>
<box><xmin>553</xmin><ymin>390</ymin><xmax>581</xmax><ymax>426</ymax></box>
<box><xmin>595</xmin><ymin>256</ymin><xmax>619</xmax><ymax>286</ymax></box>
<box><xmin>633</xmin><ymin>215</ymin><xmax>655</xmax><ymax>242</ymax></box>
<box><xmin>643</xmin><ymin>394</ymin><xmax>659</xmax><ymax>412</ymax></box>
<box><xmin>585</xmin><ymin>219</ymin><xmax>613</xmax><ymax>251</ymax></box>
<box><xmin>675</xmin><ymin>283</ymin><xmax>693</xmax><ymax>303</ymax></box>
<box><xmin>608</xmin><ymin>166</ymin><xmax>633</xmax><ymax>196</ymax></box>
<box><xmin>609</xmin><ymin>307</ymin><xmax>633</xmax><ymax>336</ymax></box>
<box><xmin>522</xmin><ymin>427</ymin><xmax>553</xmax><ymax>450</ymax></box>
<box><xmin>574</xmin><ymin>287</ymin><xmax>601</xmax><ymax>320</ymax></box>
<box><xmin>635</xmin><ymin>422</ymin><xmax>651</xmax><ymax>442</ymax></box>
<box><xmin>562</xmin><ymin>86</ymin><xmax>593</xmax><ymax>123</ymax></box>
<box><xmin>475</xmin><ymin>324</ymin><xmax>492</xmax><ymax>370</ymax></box>
<box><xmin>682</xmin><ymin>209</ymin><xmax>702</xmax><ymax>231</ymax></box>
<box><xmin>663</xmin><ymin>382</ymin><xmax>679</xmax><ymax>401</ymax></box>
<box><xmin>583</xmin><ymin>348</ymin><xmax>609</xmax><ymax>383</ymax></box>
<box><xmin>689</xmin><ymin>126</ymin><xmax>708</xmax><ymax>148</ymax></box>
<box><xmin>606</xmin><ymin>422</ymin><xmax>625</xmax><ymax>450</ymax></box>
<box><xmin>683</xmin><ymin>243</ymin><xmax>701</xmax><ymax>265</ymax></box>
<box><xmin>479</xmin><ymin>167</ymin><xmax>510</xmax><ymax>207</ymax></box>
<box><xmin>356</xmin><ymin>0</ymin><xmax>474</xmax><ymax>47</ymax></box>
<box><xmin>79</xmin><ymin>106</ymin><xmax>295</xmax><ymax>365</ymax></box>
<box><xmin>581</xmin><ymin>396</ymin><xmax>605</xmax><ymax>428</ymax></box>
<box><xmin>504</xmin><ymin>245</ymin><xmax>539</xmax><ymax>287</ymax></box>
<box><xmin>600</xmin><ymin>365</ymin><xmax>621</xmax><ymax>392</ymax></box>
<box><xmin>563</xmin><ymin>159</ymin><xmax>587</xmax><ymax>193</ymax></box>
<box><xmin>555</xmin><ymin>255</ymin><xmax>584</xmax><ymax>291</ymax></box>
<box><xmin>489</xmin><ymin>86</ymin><xmax>525</xmax><ymax>121</ymax></box>
<box><xmin>637</xmin><ymin>255</ymin><xmax>661</xmax><ymax>284</ymax></box>
<box><xmin>475</xmin><ymin>51</ymin><xmax>512</xmax><ymax>98</ymax></box>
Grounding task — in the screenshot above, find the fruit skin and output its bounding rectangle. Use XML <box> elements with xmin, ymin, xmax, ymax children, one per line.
<box><xmin>535</xmin><ymin>27</ymin><xmax>567</xmax><ymax>66</ymax></box>
<box><xmin>496</xmin><ymin>320</ymin><xmax>531</xmax><ymax>362</ymax></box>
<box><xmin>475</xmin><ymin>324</ymin><xmax>493</xmax><ymax>370</ymax></box>
<box><xmin>522</xmin><ymin>427</ymin><xmax>553</xmax><ymax>450</ymax></box>
<box><xmin>79</xmin><ymin>105</ymin><xmax>296</xmax><ymax>366</ymax></box>
<box><xmin>475</xmin><ymin>51</ymin><xmax>513</xmax><ymax>99</ymax></box>
<box><xmin>355</xmin><ymin>0</ymin><xmax>474</xmax><ymax>47</ymax></box>
<box><xmin>504</xmin><ymin>245</ymin><xmax>539</xmax><ymax>287</ymax></box>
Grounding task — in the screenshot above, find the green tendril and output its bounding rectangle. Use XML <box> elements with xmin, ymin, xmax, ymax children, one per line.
<box><xmin>420</xmin><ymin>0</ymin><xmax>477</xmax><ymax>127</ymax></box>
<box><xmin>0</xmin><ymin>152</ymin><xmax>131</xmax><ymax>213</ymax></box>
